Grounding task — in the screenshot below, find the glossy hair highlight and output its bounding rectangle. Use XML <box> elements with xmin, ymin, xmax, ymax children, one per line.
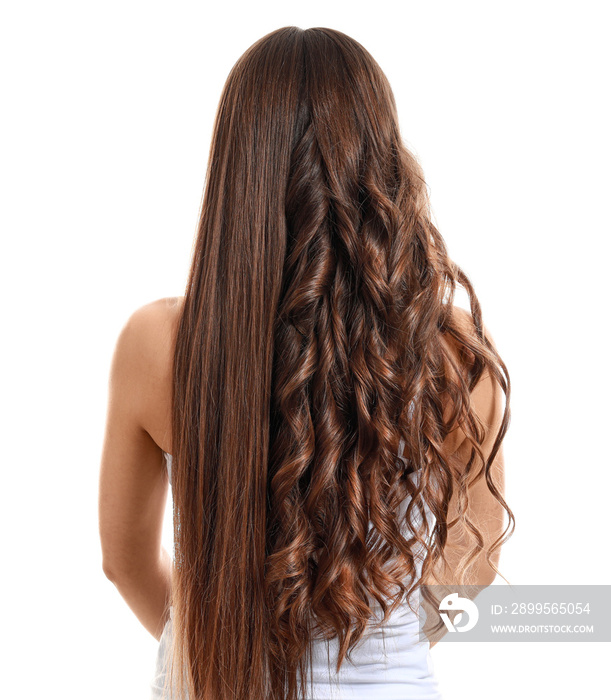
<box><xmin>164</xmin><ymin>26</ymin><xmax>514</xmax><ymax>700</ymax></box>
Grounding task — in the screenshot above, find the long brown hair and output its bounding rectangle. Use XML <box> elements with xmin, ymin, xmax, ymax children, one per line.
<box><xmin>165</xmin><ymin>26</ymin><xmax>513</xmax><ymax>700</ymax></box>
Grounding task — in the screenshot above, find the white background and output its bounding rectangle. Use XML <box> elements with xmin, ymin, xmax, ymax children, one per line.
<box><xmin>1</xmin><ymin>1</ymin><xmax>609</xmax><ymax>698</ymax></box>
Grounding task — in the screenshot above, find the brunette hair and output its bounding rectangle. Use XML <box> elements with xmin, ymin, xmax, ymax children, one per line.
<box><xmin>165</xmin><ymin>25</ymin><xmax>513</xmax><ymax>700</ymax></box>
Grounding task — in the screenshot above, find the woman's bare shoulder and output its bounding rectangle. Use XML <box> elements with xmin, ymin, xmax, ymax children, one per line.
<box><xmin>442</xmin><ymin>304</ymin><xmax>479</xmax><ymax>342</ymax></box>
<box><xmin>438</xmin><ymin>305</ymin><xmax>477</xmax><ymax>376</ymax></box>
<box><xmin>439</xmin><ymin>305</ymin><xmax>505</xmax><ymax>456</ymax></box>
<box><xmin>126</xmin><ymin>295</ymin><xmax>184</xmax><ymax>335</ymax></box>
<box><xmin>116</xmin><ymin>296</ymin><xmax>184</xmax><ymax>381</ymax></box>
<box><xmin>133</xmin><ymin>295</ymin><xmax>183</xmax><ymax>317</ymax></box>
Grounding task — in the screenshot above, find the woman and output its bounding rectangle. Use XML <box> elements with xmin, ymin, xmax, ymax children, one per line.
<box><xmin>99</xmin><ymin>26</ymin><xmax>514</xmax><ymax>700</ymax></box>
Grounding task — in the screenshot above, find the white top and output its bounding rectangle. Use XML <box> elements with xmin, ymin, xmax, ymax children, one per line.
<box><xmin>154</xmin><ymin>439</ymin><xmax>442</xmax><ymax>700</ymax></box>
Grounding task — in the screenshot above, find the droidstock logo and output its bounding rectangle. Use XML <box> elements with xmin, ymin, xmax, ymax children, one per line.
<box><xmin>439</xmin><ymin>593</ymin><xmax>480</xmax><ymax>633</ymax></box>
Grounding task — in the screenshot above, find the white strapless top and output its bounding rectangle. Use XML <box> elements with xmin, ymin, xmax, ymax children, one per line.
<box><xmin>154</xmin><ymin>438</ymin><xmax>441</xmax><ymax>700</ymax></box>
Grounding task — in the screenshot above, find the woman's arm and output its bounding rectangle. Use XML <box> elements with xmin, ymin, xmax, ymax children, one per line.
<box><xmin>430</xmin><ymin>367</ymin><xmax>507</xmax><ymax>588</ymax></box>
<box><xmin>98</xmin><ymin>302</ymin><xmax>173</xmax><ymax>640</ymax></box>
<box><xmin>426</xmin><ymin>313</ymin><xmax>509</xmax><ymax>646</ymax></box>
